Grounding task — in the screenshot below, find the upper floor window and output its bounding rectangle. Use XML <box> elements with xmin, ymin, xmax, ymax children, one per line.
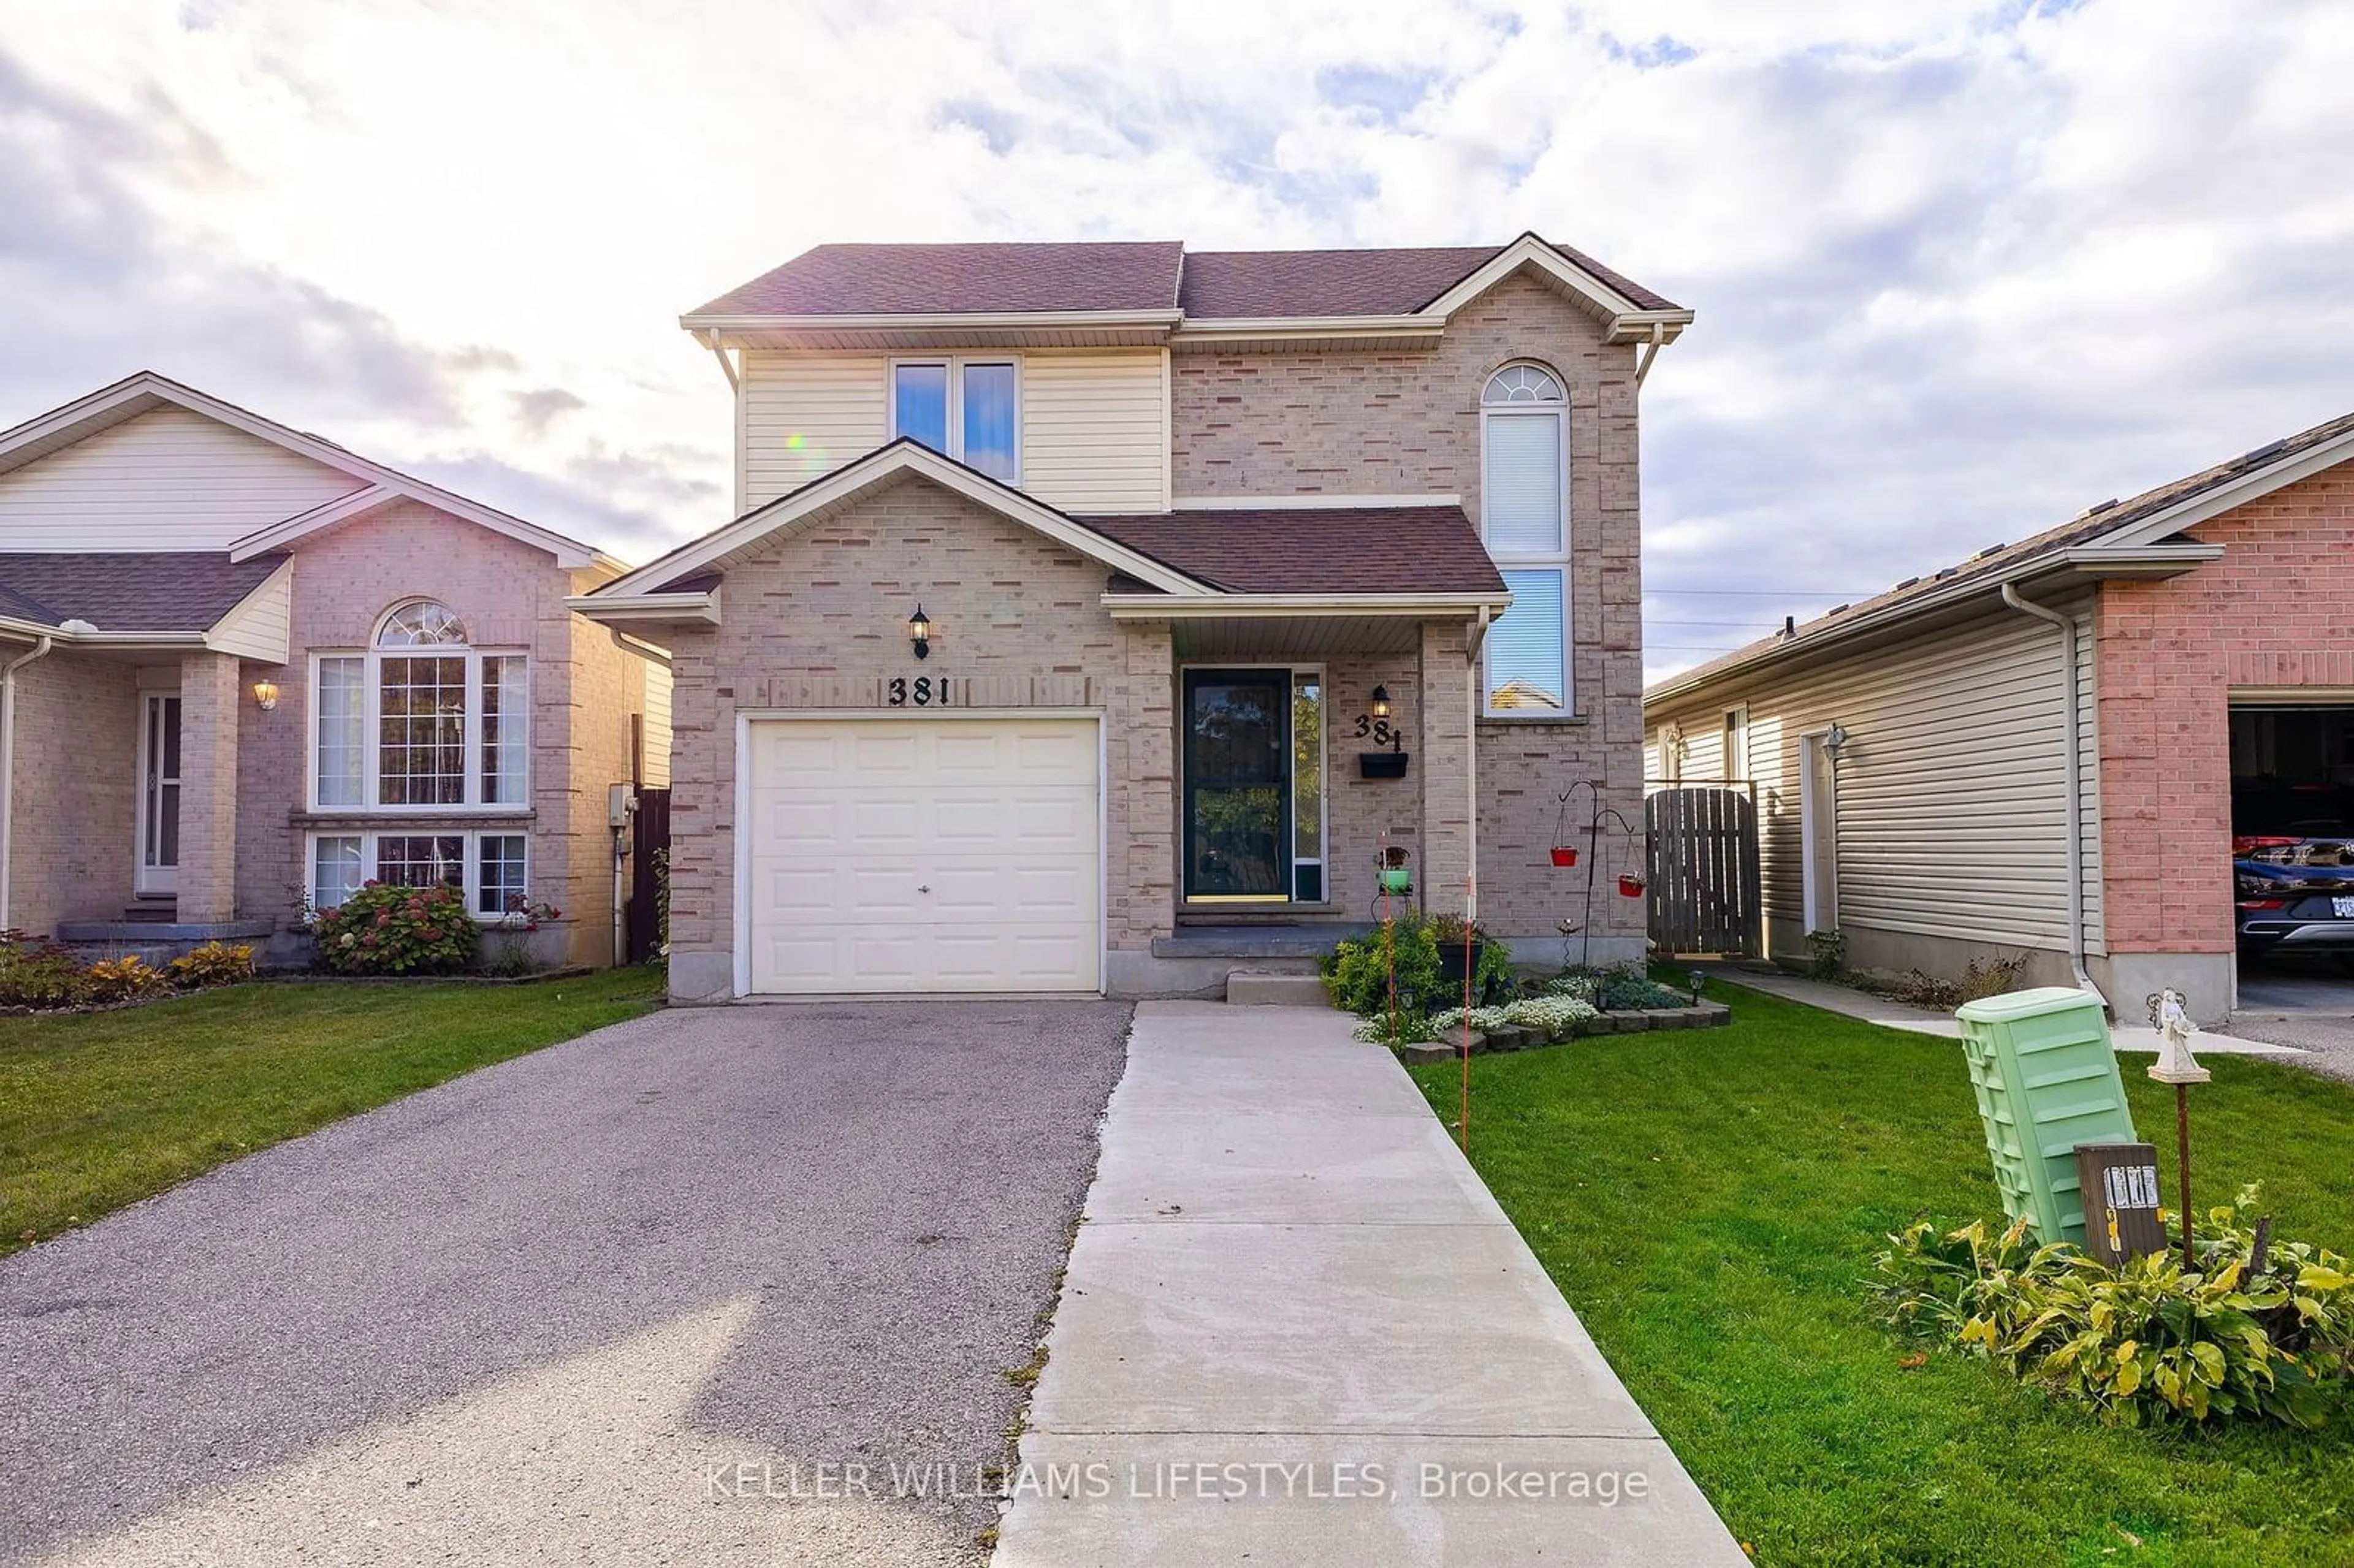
<box><xmin>312</xmin><ymin>600</ymin><xmax>528</xmax><ymax>811</ymax></box>
<box><xmin>891</xmin><ymin>357</ymin><xmax>1019</xmax><ymax>483</ymax></box>
<box><xmin>1480</xmin><ymin>363</ymin><xmax>1569</xmax><ymax>716</ymax></box>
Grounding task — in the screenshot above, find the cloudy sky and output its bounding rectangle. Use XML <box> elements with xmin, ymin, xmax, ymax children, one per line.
<box><xmin>3</xmin><ymin>0</ymin><xmax>2349</xmax><ymax>679</ymax></box>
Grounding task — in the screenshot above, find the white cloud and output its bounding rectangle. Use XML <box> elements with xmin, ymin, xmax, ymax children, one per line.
<box><xmin>0</xmin><ymin>0</ymin><xmax>2348</xmax><ymax>670</ymax></box>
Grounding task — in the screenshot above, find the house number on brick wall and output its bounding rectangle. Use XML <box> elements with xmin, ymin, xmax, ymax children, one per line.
<box><xmin>1354</xmin><ymin>714</ymin><xmax>1403</xmax><ymax>752</ymax></box>
<box><xmin>886</xmin><ymin>676</ymin><xmax>954</xmax><ymax>707</ymax></box>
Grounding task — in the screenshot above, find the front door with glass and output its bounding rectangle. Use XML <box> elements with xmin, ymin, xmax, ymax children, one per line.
<box><xmin>137</xmin><ymin>692</ymin><xmax>181</xmax><ymax>895</ymax></box>
<box><xmin>1183</xmin><ymin>668</ymin><xmax>1327</xmax><ymax>904</ymax></box>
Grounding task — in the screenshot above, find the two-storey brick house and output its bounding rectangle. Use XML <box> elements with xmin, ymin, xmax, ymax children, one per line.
<box><xmin>579</xmin><ymin>236</ymin><xmax>1689</xmax><ymax>999</ymax></box>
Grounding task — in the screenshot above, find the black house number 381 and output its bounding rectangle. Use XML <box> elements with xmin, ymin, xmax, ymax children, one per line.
<box><xmin>888</xmin><ymin>676</ymin><xmax>952</xmax><ymax>707</ymax></box>
<box><xmin>1354</xmin><ymin>714</ymin><xmax>1403</xmax><ymax>751</ymax></box>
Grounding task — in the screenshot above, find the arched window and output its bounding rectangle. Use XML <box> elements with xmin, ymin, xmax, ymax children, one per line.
<box><xmin>376</xmin><ymin>599</ymin><xmax>470</xmax><ymax>647</ymax></box>
<box><xmin>1480</xmin><ymin>363</ymin><xmax>1569</xmax><ymax>715</ymax></box>
<box><xmin>305</xmin><ymin>599</ymin><xmax>530</xmax><ymax>916</ymax></box>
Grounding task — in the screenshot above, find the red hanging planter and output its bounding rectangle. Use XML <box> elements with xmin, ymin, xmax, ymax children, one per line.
<box><xmin>1617</xmin><ymin>873</ymin><xmax>1647</xmax><ymax>897</ymax></box>
<box><xmin>1550</xmin><ymin>846</ymin><xmax>1579</xmax><ymax>867</ymax></box>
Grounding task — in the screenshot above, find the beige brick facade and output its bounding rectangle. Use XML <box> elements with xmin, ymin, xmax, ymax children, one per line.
<box><xmin>175</xmin><ymin>652</ymin><xmax>242</xmax><ymax>923</ymax></box>
<box><xmin>1170</xmin><ymin>272</ymin><xmax>1646</xmax><ymax>951</ymax></box>
<box><xmin>2</xmin><ymin>653</ymin><xmax>138</xmax><ymax>935</ymax></box>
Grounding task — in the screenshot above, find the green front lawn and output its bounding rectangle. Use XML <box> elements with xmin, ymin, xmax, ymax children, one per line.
<box><xmin>1</xmin><ymin>968</ymin><xmax>661</xmax><ymax>1254</ymax></box>
<box><xmin>1409</xmin><ymin>981</ymin><xmax>2354</xmax><ymax>1567</ymax></box>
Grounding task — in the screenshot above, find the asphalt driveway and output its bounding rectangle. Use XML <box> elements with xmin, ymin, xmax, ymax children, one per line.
<box><xmin>0</xmin><ymin>999</ymin><xmax>1130</xmax><ymax>1566</ymax></box>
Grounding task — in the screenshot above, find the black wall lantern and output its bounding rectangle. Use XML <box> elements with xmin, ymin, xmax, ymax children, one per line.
<box><xmin>908</xmin><ymin>604</ymin><xmax>932</xmax><ymax>660</ymax></box>
<box><xmin>1369</xmin><ymin>684</ymin><xmax>1391</xmax><ymax>719</ymax></box>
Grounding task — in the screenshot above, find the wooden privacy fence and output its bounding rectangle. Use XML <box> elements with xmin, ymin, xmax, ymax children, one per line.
<box><xmin>1645</xmin><ymin>785</ymin><xmax>1762</xmax><ymax>957</ymax></box>
<box><xmin>625</xmin><ymin>786</ymin><xmax>671</xmax><ymax>964</ymax></box>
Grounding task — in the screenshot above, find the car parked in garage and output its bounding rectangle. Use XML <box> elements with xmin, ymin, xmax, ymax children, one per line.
<box><xmin>2235</xmin><ymin>836</ymin><xmax>2354</xmax><ymax>959</ymax></box>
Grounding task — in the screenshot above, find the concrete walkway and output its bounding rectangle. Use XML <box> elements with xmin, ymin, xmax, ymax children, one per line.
<box><xmin>1702</xmin><ymin>964</ymin><xmax>2308</xmax><ymax>1057</ymax></box>
<box><xmin>994</xmin><ymin>1002</ymin><xmax>1746</xmax><ymax>1567</ymax></box>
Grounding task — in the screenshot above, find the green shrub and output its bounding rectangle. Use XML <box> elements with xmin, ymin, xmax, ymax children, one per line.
<box><xmin>167</xmin><ymin>941</ymin><xmax>254</xmax><ymax>989</ymax></box>
<box><xmin>1322</xmin><ymin>917</ymin><xmax>1443</xmax><ymax>1016</ymax></box>
<box><xmin>0</xmin><ymin>931</ymin><xmax>93</xmax><ymax>1008</ymax></box>
<box><xmin>311</xmin><ymin>881</ymin><xmax>481</xmax><ymax>975</ymax></box>
<box><xmin>1873</xmin><ymin>1188</ymin><xmax>2354</xmax><ymax>1428</ymax></box>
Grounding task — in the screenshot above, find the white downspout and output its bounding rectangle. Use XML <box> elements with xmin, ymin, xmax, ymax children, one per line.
<box><xmin>0</xmin><ymin>634</ymin><xmax>57</xmax><ymax>929</ymax></box>
<box><xmin>2000</xmin><ymin>584</ymin><xmax>2104</xmax><ymax>1005</ymax></box>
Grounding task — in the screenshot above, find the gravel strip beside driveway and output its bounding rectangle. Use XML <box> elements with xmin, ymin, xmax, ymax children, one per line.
<box><xmin>0</xmin><ymin>998</ymin><xmax>1130</xmax><ymax>1566</ymax></box>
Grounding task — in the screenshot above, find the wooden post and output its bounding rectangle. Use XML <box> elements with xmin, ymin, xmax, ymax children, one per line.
<box><xmin>2176</xmin><ymin>1083</ymin><xmax>2195</xmax><ymax>1272</ymax></box>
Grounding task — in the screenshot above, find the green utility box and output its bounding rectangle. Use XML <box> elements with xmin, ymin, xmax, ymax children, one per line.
<box><xmin>1954</xmin><ymin>987</ymin><xmax>2139</xmax><ymax>1243</ymax></box>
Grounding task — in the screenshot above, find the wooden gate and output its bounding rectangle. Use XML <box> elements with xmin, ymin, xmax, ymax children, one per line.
<box><xmin>625</xmin><ymin>786</ymin><xmax>671</xmax><ymax>964</ymax></box>
<box><xmin>1645</xmin><ymin>786</ymin><xmax>1761</xmax><ymax>956</ymax></box>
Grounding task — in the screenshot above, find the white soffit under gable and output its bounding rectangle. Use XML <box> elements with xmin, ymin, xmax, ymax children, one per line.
<box><xmin>2084</xmin><ymin>422</ymin><xmax>2354</xmax><ymax>552</ymax></box>
<box><xmin>595</xmin><ymin>440</ymin><xmax>1218</xmax><ymax>600</ymax></box>
<box><xmin>0</xmin><ymin>371</ymin><xmax>617</xmax><ymax>571</ymax></box>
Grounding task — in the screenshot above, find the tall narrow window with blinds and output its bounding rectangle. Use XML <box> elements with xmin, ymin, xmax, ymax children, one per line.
<box><xmin>1480</xmin><ymin>363</ymin><xmax>1569</xmax><ymax>715</ymax></box>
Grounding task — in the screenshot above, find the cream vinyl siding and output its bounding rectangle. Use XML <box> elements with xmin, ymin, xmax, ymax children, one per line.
<box><xmin>0</xmin><ymin>407</ymin><xmax>365</xmax><ymax>549</ymax></box>
<box><xmin>207</xmin><ymin>563</ymin><xmax>294</xmax><ymax>660</ymax></box>
<box><xmin>641</xmin><ymin>662</ymin><xmax>674</xmax><ymax>788</ymax></box>
<box><xmin>737</xmin><ymin>349</ymin><xmax>1170</xmax><ymax>514</ymax></box>
<box><xmin>1020</xmin><ymin>350</ymin><xmax>1167</xmax><ymax>512</ymax></box>
<box><xmin>741</xmin><ymin>352</ymin><xmax>889</xmax><ymax>509</ymax></box>
<box><xmin>1651</xmin><ymin>602</ymin><xmax>2103</xmax><ymax>956</ymax></box>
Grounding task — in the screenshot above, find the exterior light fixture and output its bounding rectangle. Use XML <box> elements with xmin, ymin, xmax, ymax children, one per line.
<box><xmin>1369</xmin><ymin>684</ymin><xmax>1391</xmax><ymax>719</ymax></box>
<box><xmin>1824</xmin><ymin>721</ymin><xmax>1849</xmax><ymax>752</ymax></box>
<box><xmin>252</xmin><ymin>680</ymin><xmax>280</xmax><ymax>711</ymax></box>
<box><xmin>907</xmin><ymin>604</ymin><xmax>932</xmax><ymax>660</ymax></box>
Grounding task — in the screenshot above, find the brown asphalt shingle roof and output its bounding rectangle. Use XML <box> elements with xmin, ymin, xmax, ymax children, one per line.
<box><xmin>0</xmin><ymin>552</ymin><xmax>287</xmax><ymax>631</ymax></box>
<box><xmin>688</xmin><ymin>242</ymin><xmax>1186</xmax><ymax>318</ymax></box>
<box><xmin>1056</xmin><ymin>506</ymin><xmax>1504</xmax><ymax>596</ymax></box>
<box><xmin>689</xmin><ymin>236</ymin><xmax>1679</xmax><ymax>321</ymax></box>
<box><xmin>1659</xmin><ymin>406</ymin><xmax>2354</xmax><ymax>694</ymax></box>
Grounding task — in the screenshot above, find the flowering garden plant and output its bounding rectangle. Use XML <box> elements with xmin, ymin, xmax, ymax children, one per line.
<box><xmin>311</xmin><ymin>881</ymin><xmax>480</xmax><ymax>975</ymax></box>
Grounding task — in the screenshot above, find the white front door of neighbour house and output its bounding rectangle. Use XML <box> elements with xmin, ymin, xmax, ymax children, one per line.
<box><xmin>1800</xmin><ymin>730</ymin><xmax>1838</xmax><ymax>936</ymax></box>
<box><xmin>136</xmin><ymin>692</ymin><xmax>181</xmax><ymax>896</ymax></box>
<box><xmin>742</xmin><ymin>714</ymin><xmax>1102</xmax><ymax>994</ymax></box>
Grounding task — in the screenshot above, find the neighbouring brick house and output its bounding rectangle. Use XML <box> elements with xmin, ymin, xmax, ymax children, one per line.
<box><xmin>0</xmin><ymin>373</ymin><xmax>669</xmax><ymax>968</ymax></box>
<box><xmin>577</xmin><ymin>235</ymin><xmax>1691</xmax><ymax>1000</ymax></box>
<box><xmin>1643</xmin><ymin>408</ymin><xmax>2354</xmax><ymax>1022</ymax></box>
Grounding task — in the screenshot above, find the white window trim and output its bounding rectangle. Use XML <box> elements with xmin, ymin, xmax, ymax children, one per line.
<box><xmin>306</xmin><ymin>642</ymin><xmax>530</xmax><ymax>813</ymax></box>
<box><xmin>1723</xmin><ymin>703</ymin><xmax>1750</xmax><ymax>780</ymax></box>
<box><xmin>1479</xmin><ymin>364</ymin><xmax>1572</xmax><ymax>720</ymax></box>
<box><xmin>887</xmin><ymin>355</ymin><xmax>1023</xmax><ymax>482</ymax></box>
<box><xmin>305</xmin><ymin>828</ymin><xmax>533</xmax><ymax>924</ymax></box>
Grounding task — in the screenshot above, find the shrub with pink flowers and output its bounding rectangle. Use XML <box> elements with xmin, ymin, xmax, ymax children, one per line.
<box><xmin>311</xmin><ymin>881</ymin><xmax>481</xmax><ymax>975</ymax></box>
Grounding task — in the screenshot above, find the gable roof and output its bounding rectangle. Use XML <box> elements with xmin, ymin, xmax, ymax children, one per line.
<box><xmin>0</xmin><ymin>551</ymin><xmax>287</xmax><ymax>631</ymax></box>
<box><xmin>0</xmin><ymin>372</ymin><xmax>622</xmax><ymax>573</ymax></box>
<box><xmin>1084</xmin><ymin>506</ymin><xmax>1504</xmax><ymax>595</ymax></box>
<box><xmin>1649</xmin><ymin>405</ymin><xmax>2354</xmax><ymax>704</ymax></box>
<box><xmin>682</xmin><ymin>234</ymin><xmax>1686</xmax><ymax>343</ymax></box>
<box><xmin>593</xmin><ymin>439</ymin><xmax>1222</xmax><ymax>603</ymax></box>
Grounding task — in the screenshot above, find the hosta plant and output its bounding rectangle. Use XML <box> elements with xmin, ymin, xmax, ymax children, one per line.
<box><xmin>311</xmin><ymin>881</ymin><xmax>481</xmax><ymax>975</ymax></box>
<box><xmin>1874</xmin><ymin>1187</ymin><xmax>2354</xmax><ymax>1428</ymax></box>
<box><xmin>167</xmin><ymin>941</ymin><xmax>255</xmax><ymax>988</ymax></box>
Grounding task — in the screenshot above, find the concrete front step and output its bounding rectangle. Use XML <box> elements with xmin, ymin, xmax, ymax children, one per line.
<box><xmin>1224</xmin><ymin>972</ymin><xmax>1333</xmax><ymax>1007</ymax></box>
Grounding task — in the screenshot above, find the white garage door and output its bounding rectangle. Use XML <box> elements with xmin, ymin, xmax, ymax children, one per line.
<box><xmin>743</xmin><ymin>716</ymin><xmax>1102</xmax><ymax>994</ymax></box>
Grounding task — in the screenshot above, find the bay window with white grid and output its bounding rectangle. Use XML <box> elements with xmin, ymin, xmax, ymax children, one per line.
<box><xmin>305</xmin><ymin>600</ymin><xmax>534</xmax><ymax>918</ymax></box>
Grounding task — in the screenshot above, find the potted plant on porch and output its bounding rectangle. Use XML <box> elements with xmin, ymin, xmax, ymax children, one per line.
<box><xmin>1430</xmin><ymin>911</ymin><xmax>1512</xmax><ymax>1003</ymax></box>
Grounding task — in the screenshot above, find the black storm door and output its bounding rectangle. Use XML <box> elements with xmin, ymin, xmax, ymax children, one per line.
<box><xmin>1184</xmin><ymin>670</ymin><xmax>1292</xmax><ymax>899</ymax></box>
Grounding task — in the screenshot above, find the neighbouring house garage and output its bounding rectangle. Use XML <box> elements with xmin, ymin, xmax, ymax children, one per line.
<box><xmin>1644</xmin><ymin>406</ymin><xmax>2354</xmax><ymax>1022</ymax></box>
<box><xmin>2230</xmin><ymin>704</ymin><xmax>2354</xmax><ymax>839</ymax></box>
<box><xmin>741</xmin><ymin>715</ymin><xmax>1103</xmax><ymax>994</ymax></box>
